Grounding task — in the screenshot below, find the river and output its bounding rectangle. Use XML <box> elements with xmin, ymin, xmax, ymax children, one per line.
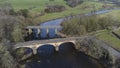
<box><xmin>25</xmin><ymin>51</ymin><xmax>104</xmax><ymax>68</ymax></box>
<box><xmin>31</xmin><ymin>9</ymin><xmax>116</xmax><ymax>39</ymax></box>
<box><xmin>23</xmin><ymin>9</ymin><xmax>119</xmax><ymax>68</ymax></box>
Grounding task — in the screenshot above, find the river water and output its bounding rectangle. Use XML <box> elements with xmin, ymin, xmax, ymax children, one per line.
<box><xmin>26</xmin><ymin>51</ymin><xmax>104</xmax><ymax>68</ymax></box>
<box><xmin>31</xmin><ymin>9</ymin><xmax>114</xmax><ymax>39</ymax></box>
<box><xmin>24</xmin><ymin>9</ymin><xmax>118</xmax><ymax>68</ymax></box>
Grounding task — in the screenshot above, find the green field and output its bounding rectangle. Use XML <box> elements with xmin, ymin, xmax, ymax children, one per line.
<box><xmin>0</xmin><ymin>0</ymin><xmax>115</xmax><ymax>22</ymax></box>
<box><xmin>101</xmin><ymin>10</ymin><xmax>120</xmax><ymax>21</ymax></box>
<box><xmin>8</xmin><ymin>0</ymin><xmax>68</xmax><ymax>12</ymax></box>
<box><xmin>5</xmin><ymin>0</ymin><xmax>104</xmax><ymax>11</ymax></box>
<box><xmin>95</xmin><ymin>30</ymin><xmax>120</xmax><ymax>51</ymax></box>
<box><xmin>98</xmin><ymin>9</ymin><xmax>120</xmax><ymax>50</ymax></box>
<box><xmin>34</xmin><ymin>1</ymin><xmax>113</xmax><ymax>22</ymax></box>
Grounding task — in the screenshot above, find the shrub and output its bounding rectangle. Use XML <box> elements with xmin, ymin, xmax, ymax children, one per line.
<box><xmin>0</xmin><ymin>43</ymin><xmax>17</xmax><ymax>68</ymax></box>
<box><xmin>64</xmin><ymin>0</ymin><xmax>83</xmax><ymax>7</ymax></box>
<box><xmin>45</xmin><ymin>5</ymin><xmax>66</xmax><ymax>13</ymax></box>
<box><xmin>17</xmin><ymin>9</ymin><xmax>29</xmax><ymax>18</ymax></box>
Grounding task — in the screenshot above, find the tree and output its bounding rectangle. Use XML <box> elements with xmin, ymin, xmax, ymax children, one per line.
<box><xmin>45</xmin><ymin>5</ymin><xmax>66</xmax><ymax>13</ymax></box>
<box><xmin>0</xmin><ymin>43</ymin><xmax>17</xmax><ymax>68</ymax></box>
<box><xmin>64</xmin><ymin>0</ymin><xmax>83</xmax><ymax>7</ymax></box>
<box><xmin>49</xmin><ymin>0</ymin><xmax>54</xmax><ymax>1</ymax></box>
<box><xmin>61</xmin><ymin>14</ymin><xmax>120</xmax><ymax>36</ymax></box>
<box><xmin>0</xmin><ymin>2</ymin><xmax>24</xmax><ymax>43</ymax></box>
<box><xmin>0</xmin><ymin>15</ymin><xmax>24</xmax><ymax>43</ymax></box>
<box><xmin>12</xmin><ymin>23</ymin><xmax>24</xmax><ymax>43</ymax></box>
<box><xmin>17</xmin><ymin>9</ymin><xmax>29</xmax><ymax>18</ymax></box>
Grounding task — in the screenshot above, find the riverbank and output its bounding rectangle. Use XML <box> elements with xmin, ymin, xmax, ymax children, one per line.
<box><xmin>76</xmin><ymin>36</ymin><xmax>120</xmax><ymax>68</ymax></box>
<box><xmin>38</xmin><ymin>7</ymin><xmax>120</xmax><ymax>25</ymax></box>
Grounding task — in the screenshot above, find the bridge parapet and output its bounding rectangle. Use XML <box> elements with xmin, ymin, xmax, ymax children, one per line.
<box><xmin>26</xmin><ymin>26</ymin><xmax>61</xmax><ymax>29</ymax></box>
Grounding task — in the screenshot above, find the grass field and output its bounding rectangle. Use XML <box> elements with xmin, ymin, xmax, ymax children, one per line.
<box><xmin>0</xmin><ymin>0</ymin><xmax>115</xmax><ymax>22</ymax></box>
<box><xmin>8</xmin><ymin>0</ymin><xmax>67</xmax><ymax>12</ymax></box>
<box><xmin>101</xmin><ymin>10</ymin><xmax>120</xmax><ymax>21</ymax></box>
<box><xmin>95</xmin><ymin>30</ymin><xmax>120</xmax><ymax>51</ymax></box>
<box><xmin>34</xmin><ymin>1</ymin><xmax>111</xmax><ymax>22</ymax></box>
<box><xmin>98</xmin><ymin>9</ymin><xmax>120</xmax><ymax>50</ymax></box>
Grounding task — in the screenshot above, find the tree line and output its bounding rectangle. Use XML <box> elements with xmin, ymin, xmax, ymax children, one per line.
<box><xmin>61</xmin><ymin>14</ymin><xmax>120</xmax><ymax>36</ymax></box>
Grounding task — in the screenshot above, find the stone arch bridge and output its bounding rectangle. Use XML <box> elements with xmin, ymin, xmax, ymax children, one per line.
<box><xmin>14</xmin><ymin>37</ymin><xmax>84</xmax><ymax>54</ymax></box>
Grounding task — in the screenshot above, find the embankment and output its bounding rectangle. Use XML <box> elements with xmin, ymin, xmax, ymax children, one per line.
<box><xmin>75</xmin><ymin>36</ymin><xmax>120</xmax><ymax>68</ymax></box>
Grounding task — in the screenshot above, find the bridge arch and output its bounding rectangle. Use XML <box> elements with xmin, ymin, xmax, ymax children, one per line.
<box><xmin>37</xmin><ymin>44</ymin><xmax>56</xmax><ymax>58</ymax></box>
<box><xmin>58</xmin><ymin>42</ymin><xmax>76</xmax><ymax>54</ymax></box>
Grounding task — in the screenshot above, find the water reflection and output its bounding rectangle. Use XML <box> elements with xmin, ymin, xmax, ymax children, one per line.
<box><xmin>26</xmin><ymin>52</ymin><xmax>104</xmax><ymax>68</ymax></box>
<box><xmin>59</xmin><ymin>42</ymin><xmax>76</xmax><ymax>54</ymax></box>
<box><xmin>40</xmin><ymin>28</ymin><xmax>48</xmax><ymax>38</ymax></box>
<box><xmin>48</xmin><ymin>28</ymin><xmax>56</xmax><ymax>38</ymax></box>
<box><xmin>24</xmin><ymin>44</ymin><xmax>104</xmax><ymax>68</ymax></box>
<box><xmin>37</xmin><ymin>44</ymin><xmax>55</xmax><ymax>58</ymax></box>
